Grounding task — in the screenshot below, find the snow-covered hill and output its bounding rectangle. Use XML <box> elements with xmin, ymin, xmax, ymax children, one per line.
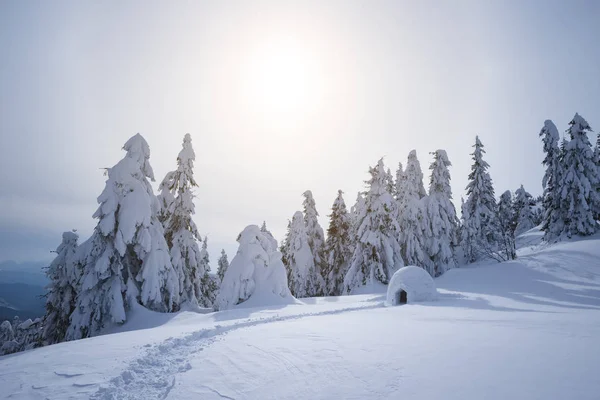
<box><xmin>1</xmin><ymin>231</ymin><xmax>599</xmax><ymax>400</ymax></box>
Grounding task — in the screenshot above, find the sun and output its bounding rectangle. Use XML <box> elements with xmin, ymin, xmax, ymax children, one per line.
<box><xmin>242</xmin><ymin>38</ymin><xmax>324</xmax><ymax>116</ymax></box>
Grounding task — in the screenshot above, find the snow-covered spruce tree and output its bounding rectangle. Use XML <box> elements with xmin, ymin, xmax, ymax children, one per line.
<box><xmin>344</xmin><ymin>159</ymin><xmax>404</xmax><ymax>293</ymax></box>
<box><xmin>513</xmin><ymin>185</ymin><xmax>535</xmax><ymax>236</ymax></box>
<box><xmin>461</xmin><ymin>136</ymin><xmax>499</xmax><ymax>262</ymax></box>
<box><xmin>285</xmin><ymin>211</ymin><xmax>321</xmax><ymax>297</ymax></box>
<box><xmin>350</xmin><ymin>192</ymin><xmax>366</xmax><ymax>237</ymax></box>
<box><xmin>43</xmin><ymin>231</ymin><xmax>80</xmax><ymax>345</ymax></box>
<box><xmin>323</xmin><ymin>190</ymin><xmax>353</xmax><ymax>296</ymax></box>
<box><xmin>217</xmin><ymin>249</ymin><xmax>229</xmax><ymax>283</ymax></box>
<box><xmin>197</xmin><ymin>237</ymin><xmax>217</xmax><ymax>307</ymax></box>
<box><xmin>539</xmin><ymin>120</ymin><xmax>564</xmax><ymax>240</ymax></box>
<box><xmin>425</xmin><ymin>150</ymin><xmax>459</xmax><ymax>276</ymax></box>
<box><xmin>158</xmin><ymin>133</ymin><xmax>206</xmax><ymax>310</ymax></box>
<box><xmin>395</xmin><ymin>162</ymin><xmax>406</xmax><ymax>203</ymax></box>
<box><xmin>593</xmin><ymin>134</ymin><xmax>600</xmax><ymax>221</ymax></box>
<box><xmin>558</xmin><ymin>114</ymin><xmax>600</xmax><ymax>237</ymax></box>
<box><xmin>497</xmin><ymin>190</ymin><xmax>517</xmax><ymax>260</ymax></box>
<box><xmin>216</xmin><ymin>225</ymin><xmax>292</xmax><ymax>310</ymax></box>
<box><xmin>398</xmin><ymin>150</ymin><xmax>432</xmax><ymax>273</ymax></box>
<box><xmin>68</xmin><ymin>134</ymin><xmax>179</xmax><ymax>340</ymax></box>
<box><xmin>302</xmin><ymin>190</ymin><xmax>326</xmax><ymax>295</ymax></box>
<box><xmin>385</xmin><ymin>167</ymin><xmax>395</xmax><ymax>195</ymax></box>
<box><xmin>280</xmin><ymin>219</ymin><xmax>292</xmax><ymax>270</ymax></box>
<box><xmin>0</xmin><ymin>320</ymin><xmax>17</xmax><ymax>355</ymax></box>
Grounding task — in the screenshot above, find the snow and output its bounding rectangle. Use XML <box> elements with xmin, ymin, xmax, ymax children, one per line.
<box><xmin>1</xmin><ymin>229</ymin><xmax>600</xmax><ymax>399</ymax></box>
<box><xmin>386</xmin><ymin>266</ymin><xmax>438</xmax><ymax>305</ymax></box>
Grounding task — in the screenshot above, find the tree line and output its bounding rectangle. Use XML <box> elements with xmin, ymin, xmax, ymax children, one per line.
<box><xmin>1</xmin><ymin>113</ymin><xmax>598</xmax><ymax>355</ymax></box>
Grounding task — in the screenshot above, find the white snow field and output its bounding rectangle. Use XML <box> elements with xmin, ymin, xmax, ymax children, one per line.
<box><xmin>1</xmin><ymin>230</ymin><xmax>600</xmax><ymax>400</ymax></box>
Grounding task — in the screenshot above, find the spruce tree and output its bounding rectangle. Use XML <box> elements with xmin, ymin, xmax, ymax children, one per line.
<box><xmin>344</xmin><ymin>159</ymin><xmax>404</xmax><ymax>293</ymax></box>
<box><xmin>395</xmin><ymin>162</ymin><xmax>406</xmax><ymax>204</ymax></box>
<box><xmin>593</xmin><ymin>134</ymin><xmax>600</xmax><ymax>221</ymax></box>
<box><xmin>398</xmin><ymin>150</ymin><xmax>432</xmax><ymax>272</ymax></box>
<box><xmin>285</xmin><ymin>211</ymin><xmax>320</xmax><ymax>297</ymax></box>
<box><xmin>497</xmin><ymin>190</ymin><xmax>517</xmax><ymax>260</ymax></box>
<box><xmin>539</xmin><ymin>120</ymin><xmax>564</xmax><ymax>240</ymax></box>
<box><xmin>323</xmin><ymin>190</ymin><xmax>353</xmax><ymax>296</ymax></box>
<box><xmin>559</xmin><ymin>113</ymin><xmax>600</xmax><ymax>237</ymax></box>
<box><xmin>158</xmin><ymin>133</ymin><xmax>205</xmax><ymax>309</ymax></box>
<box><xmin>513</xmin><ymin>185</ymin><xmax>535</xmax><ymax>235</ymax></box>
<box><xmin>302</xmin><ymin>190</ymin><xmax>326</xmax><ymax>295</ymax></box>
<box><xmin>461</xmin><ymin>136</ymin><xmax>498</xmax><ymax>262</ymax></box>
<box><xmin>197</xmin><ymin>237</ymin><xmax>217</xmax><ymax>307</ymax></box>
<box><xmin>217</xmin><ymin>249</ymin><xmax>229</xmax><ymax>283</ymax></box>
<box><xmin>425</xmin><ymin>150</ymin><xmax>459</xmax><ymax>276</ymax></box>
<box><xmin>43</xmin><ymin>231</ymin><xmax>79</xmax><ymax>345</ymax></box>
<box><xmin>68</xmin><ymin>134</ymin><xmax>179</xmax><ymax>340</ymax></box>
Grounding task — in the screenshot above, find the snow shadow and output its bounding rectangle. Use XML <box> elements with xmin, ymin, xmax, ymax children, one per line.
<box><xmin>435</xmin><ymin>259</ymin><xmax>600</xmax><ymax>312</ymax></box>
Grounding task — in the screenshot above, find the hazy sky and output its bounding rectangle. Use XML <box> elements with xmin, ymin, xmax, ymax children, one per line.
<box><xmin>1</xmin><ymin>0</ymin><xmax>599</xmax><ymax>264</ymax></box>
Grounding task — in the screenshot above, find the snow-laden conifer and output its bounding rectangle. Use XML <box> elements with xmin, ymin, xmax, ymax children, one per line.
<box><xmin>43</xmin><ymin>231</ymin><xmax>80</xmax><ymax>345</ymax></box>
<box><xmin>344</xmin><ymin>159</ymin><xmax>404</xmax><ymax>293</ymax></box>
<box><xmin>216</xmin><ymin>225</ymin><xmax>292</xmax><ymax>310</ymax></box>
<box><xmin>539</xmin><ymin>120</ymin><xmax>564</xmax><ymax>240</ymax></box>
<box><xmin>285</xmin><ymin>211</ymin><xmax>320</xmax><ymax>297</ymax></box>
<box><xmin>497</xmin><ymin>190</ymin><xmax>517</xmax><ymax>260</ymax></box>
<box><xmin>217</xmin><ymin>249</ymin><xmax>229</xmax><ymax>283</ymax></box>
<box><xmin>398</xmin><ymin>150</ymin><xmax>432</xmax><ymax>273</ymax></box>
<box><xmin>158</xmin><ymin>134</ymin><xmax>206</xmax><ymax>309</ymax></box>
<box><xmin>425</xmin><ymin>150</ymin><xmax>458</xmax><ymax>276</ymax></box>
<box><xmin>323</xmin><ymin>190</ymin><xmax>353</xmax><ymax>295</ymax></box>
<box><xmin>302</xmin><ymin>190</ymin><xmax>326</xmax><ymax>294</ymax></box>
<box><xmin>68</xmin><ymin>134</ymin><xmax>179</xmax><ymax>340</ymax></box>
<box><xmin>558</xmin><ymin>114</ymin><xmax>600</xmax><ymax>237</ymax></box>
<box><xmin>461</xmin><ymin>136</ymin><xmax>498</xmax><ymax>262</ymax></box>
<box><xmin>513</xmin><ymin>185</ymin><xmax>535</xmax><ymax>236</ymax></box>
<box><xmin>197</xmin><ymin>236</ymin><xmax>217</xmax><ymax>307</ymax></box>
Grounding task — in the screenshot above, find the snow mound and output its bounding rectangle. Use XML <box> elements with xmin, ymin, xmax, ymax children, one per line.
<box><xmin>386</xmin><ymin>266</ymin><xmax>437</xmax><ymax>305</ymax></box>
<box><xmin>217</xmin><ymin>225</ymin><xmax>295</xmax><ymax>310</ymax></box>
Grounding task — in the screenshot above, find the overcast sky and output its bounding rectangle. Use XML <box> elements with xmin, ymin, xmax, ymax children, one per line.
<box><xmin>1</xmin><ymin>0</ymin><xmax>599</xmax><ymax>264</ymax></box>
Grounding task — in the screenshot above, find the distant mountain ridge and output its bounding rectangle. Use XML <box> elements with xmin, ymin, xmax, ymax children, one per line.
<box><xmin>0</xmin><ymin>261</ymin><xmax>47</xmax><ymax>320</ymax></box>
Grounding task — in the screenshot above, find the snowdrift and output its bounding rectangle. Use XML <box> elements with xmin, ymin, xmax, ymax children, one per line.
<box><xmin>386</xmin><ymin>266</ymin><xmax>437</xmax><ymax>305</ymax></box>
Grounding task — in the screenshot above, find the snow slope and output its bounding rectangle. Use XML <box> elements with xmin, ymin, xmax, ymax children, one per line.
<box><xmin>1</xmin><ymin>231</ymin><xmax>599</xmax><ymax>400</ymax></box>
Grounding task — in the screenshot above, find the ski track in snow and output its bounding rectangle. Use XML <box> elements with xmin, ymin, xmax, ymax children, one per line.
<box><xmin>90</xmin><ymin>303</ymin><xmax>383</xmax><ymax>400</ymax></box>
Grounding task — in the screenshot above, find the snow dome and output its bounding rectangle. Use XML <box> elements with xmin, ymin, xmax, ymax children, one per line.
<box><xmin>386</xmin><ymin>266</ymin><xmax>437</xmax><ymax>306</ymax></box>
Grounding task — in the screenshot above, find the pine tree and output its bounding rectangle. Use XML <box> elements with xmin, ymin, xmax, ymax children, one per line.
<box><xmin>344</xmin><ymin>159</ymin><xmax>404</xmax><ymax>293</ymax></box>
<box><xmin>285</xmin><ymin>211</ymin><xmax>320</xmax><ymax>297</ymax></box>
<box><xmin>217</xmin><ymin>249</ymin><xmax>229</xmax><ymax>283</ymax></box>
<box><xmin>395</xmin><ymin>162</ymin><xmax>406</xmax><ymax>203</ymax></box>
<box><xmin>197</xmin><ymin>237</ymin><xmax>217</xmax><ymax>308</ymax></box>
<box><xmin>323</xmin><ymin>190</ymin><xmax>353</xmax><ymax>296</ymax></box>
<box><xmin>539</xmin><ymin>120</ymin><xmax>564</xmax><ymax>240</ymax></box>
<box><xmin>43</xmin><ymin>231</ymin><xmax>79</xmax><ymax>345</ymax></box>
<box><xmin>216</xmin><ymin>225</ymin><xmax>291</xmax><ymax>310</ymax></box>
<box><xmin>398</xmin><ymin>150</ymin><xmax>432</xmax><ymax>272</ymax></box>
<box><xmin>558</xmin><ymin>113</ymin><xmax>600</xmax><ymax>237</ymax></box>
<box><xmin>461</xmin><ymin>136</ymin><xmax>499</xmax><ymax>262</ymax></box>
<box><xmin>593</xmin><ymin>134</ymin><xmax>600</xmax><ymax>221</ymax></box>
<box><xmin>302</xmin><ymin>190</ymin><xmax>326</xmax><ymax>295</ymax></box>
<box><xmin>425</xmin><ymin>150</ymin><xmax>459</xmax><ymax>276</ymax></box>
<box><xmin>159</xmin><ymin>133</ymin><xmax>205</xmax><ymax>310</ymax></box>
<box><xmin>497</xmin><ymin>190</ymin><xmax>517</xmax><ymax>260</ymax></box>
<box><xmin>68</xmin><ymin>134</ymin><xmax>179</xmax><ymax>340</ymax></box>
<box><xmin>513</xmin><ymin>185</ymin><xmax>535</xmax><ymax>236</ymax></box>
<box><xmin>280</xmin><ymin>219</ymin><xmax>292</xmax><ymax>270</ymax></box>
<box><xmin>385</xmin><ymin>167</ymin><xmax>395</xmax><ymax>194</ymax></box>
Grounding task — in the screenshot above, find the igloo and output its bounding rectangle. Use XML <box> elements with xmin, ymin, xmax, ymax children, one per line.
<box><xmin>386</xmin><ymin>266</ymin><xmax>438</xmax><ymax>306</ymax></box>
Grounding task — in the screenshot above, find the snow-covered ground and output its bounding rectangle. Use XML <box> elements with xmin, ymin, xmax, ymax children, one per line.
<box><xmin>1</xmin><ymin>231</ymin><xmax>599</xmax><ymax>400</ymax></box>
